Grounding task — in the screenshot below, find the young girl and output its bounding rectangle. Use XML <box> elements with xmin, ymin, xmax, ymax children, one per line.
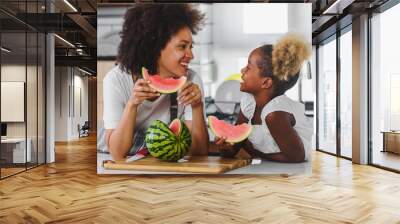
<box><xmin>215</xmin><ymin>34</ymin><xmax>312</xmax><ymax>163</ymax></box>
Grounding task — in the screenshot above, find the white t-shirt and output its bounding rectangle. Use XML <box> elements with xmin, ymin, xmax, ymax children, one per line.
<box><xmin>103</xmin><ymin>66</ymin><xmax>205</xmax><ymax>130</ymax></box>
<box><xmin>240</xmin><ymin>93</ymin><xmax>313</xmax><ymax>161</ymax></box>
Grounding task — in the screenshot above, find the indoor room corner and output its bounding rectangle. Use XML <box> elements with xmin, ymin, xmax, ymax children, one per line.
<box><xmin>0</xmin><ymin>0</ymin><xmax>97</xmax><ymax>179</ymax></box>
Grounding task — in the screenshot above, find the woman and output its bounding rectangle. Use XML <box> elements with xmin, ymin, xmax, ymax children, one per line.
<box><xmin>103</xmin><ymin>4</ymin><xmax>209</xmax><ymax>160</ymax></box>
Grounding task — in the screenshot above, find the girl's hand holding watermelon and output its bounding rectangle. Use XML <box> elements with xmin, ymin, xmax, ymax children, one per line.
<box><xmin>214</xmin><ymin>136</ymin><xmax>240</xmax><ymax>158</ymax></box>
<box><xmin>177</xmin><ymin>81</ymin><xmax>202</xmax><ymax>108</ymax></box>
<box><xmin>129</xmin><ymin>78</ymin><xmax>160</xmax><ymax>107</ymax></box>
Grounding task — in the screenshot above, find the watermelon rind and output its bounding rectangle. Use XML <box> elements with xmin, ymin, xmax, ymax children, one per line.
<box><xmin>145</xmin><ymin>119</ymin><xmax>191</xmax><ymax>162</ymax></box>
<box><xmin>141</xmin><ymin>67</ymin><xmax>186</xmax><ymax>94</ymax></box>
<box><xmin>208</xmin><ymin>116</ymin><xmax>252</xmax><ymax>144</ymax></box>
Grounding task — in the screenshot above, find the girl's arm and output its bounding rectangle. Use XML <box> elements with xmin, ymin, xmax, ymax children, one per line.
<box><xmin>236</xmin><ymin>110</ymin><xmax>249</xmax><ymax>125</ymax></box>
<box><xmin>262</xmin><ymin>111</ymin><xmax>305</xmax><ymax>163</ymax></box>
<box><xmin>242</xmin><ymin>140</ymin><xmax>295</xmax><ymax>162</ymax></box>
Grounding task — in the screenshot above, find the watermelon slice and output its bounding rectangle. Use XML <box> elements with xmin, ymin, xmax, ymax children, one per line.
<box><xmin>208</xmin><ymin>116</ymin><xmax>252</xmax><ymax>143</ymax></box>
<box><xmin>142</xmin><ymin>67</ymin><xmax>186</xmax><ymax>94</ymax></box>
<box><xmin>169</xmin><ymin>118</ymin><xmax>181</xmax><ymax>136</ymax></box>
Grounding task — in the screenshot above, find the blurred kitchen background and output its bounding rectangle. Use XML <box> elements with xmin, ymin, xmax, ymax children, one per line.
<box><xmin>97</xmin><ymin>3</ymin><xmax>314</xmax><ymax>131</ymax></box>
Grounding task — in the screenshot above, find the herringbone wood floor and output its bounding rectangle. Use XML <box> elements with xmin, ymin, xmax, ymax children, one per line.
<box><xmin>1</xmin><ymin>135</ymin><xmax>400</xmax><ymax>224</ymax></box>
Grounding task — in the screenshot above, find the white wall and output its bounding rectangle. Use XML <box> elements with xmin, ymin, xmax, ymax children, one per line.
<box><xmin>97</xmin><ymin>61</ymin><xmax>116</xmax><ymax>132</ymax></box>
<box><xmin>97</xmin><ymin>6</ymin><xmax>126</xmax><ymax>57</ymax></box>
<box><xmin>1</xmin><ymin>63</ymin><xmax>46</xmax><ymax>164</ymax></box>
<box><xmin>55</xmin><ymin>67</ymin><xmax>68</xmax><ymax>141</ymax></box>
<box><xmin>54</xmin><ymin>67</ymin><xmax>89</xmax><ymax>141</ymax></box>
<box><xmin>288</xmin><ymin>4</ymin><xmax>312</xmax><ymax>42</ymax></box>
<box><xmin>72</xmin><ymin>74</ymin><xmax>89</xmax><ymax>138</ymax></box>
<box><xmin>1</xmin><ymin>65</ymin><xmax>32</xmax><ymax>137</ymax></box>
<box><xmin>209</xmin><ymin>3</ymin><xmax>311</xmax><ymax>98</ymax></box>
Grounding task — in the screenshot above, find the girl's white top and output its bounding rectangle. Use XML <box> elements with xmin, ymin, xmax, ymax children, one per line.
<box><xmin>240</xmin><ymin>93</ymin><xmax>312</xmax><ymax>161</ymax></box>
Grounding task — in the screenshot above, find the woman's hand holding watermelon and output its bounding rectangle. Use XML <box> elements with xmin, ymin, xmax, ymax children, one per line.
<box><xmin>177</xmin><ymin>81</ymin><xmax>202</xmax><ymax>108</ymax></box>
<box><xmin>129</xmin><ymin>78</ymin><xmax>160</xmax><ymax>107</ymax></box>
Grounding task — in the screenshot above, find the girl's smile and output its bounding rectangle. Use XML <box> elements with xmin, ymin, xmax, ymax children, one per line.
<box><xmin>240</xmin><ymin>49</ymin><xmax>264</xmax><ymax>93</ymax></box>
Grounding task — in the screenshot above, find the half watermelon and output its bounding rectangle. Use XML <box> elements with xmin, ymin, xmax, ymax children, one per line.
<box><xmin>145</xmin><ymin>119</ymin><xmax>191</xmax><ymax>162</ymax></box>
<box><xmin>208</xmin><ymin>116</ymin><xmax>252</xmax><ymax>144</ymax></box>
<box><xmin>141</xmin><ymin>67</ymin><xmax>186</xmax><ymax>94</ymax></box>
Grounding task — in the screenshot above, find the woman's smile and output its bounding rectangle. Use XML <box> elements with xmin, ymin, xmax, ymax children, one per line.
<box><xmin>180</xmin><ymin>60</ymin><xmax>190</xmax><ymax>73</ymax></box>
<box><xmin>159</xmin><ymin>27</ymin><xmax>194</xmax><ymax>78</ymax></box>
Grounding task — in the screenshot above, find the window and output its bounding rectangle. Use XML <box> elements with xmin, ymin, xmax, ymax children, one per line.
<box><xmin>370</xmin><ymin>2</ymin><xmax>400</xmax><ymax>171</ymax></box>
<box><xmin>0</xmin><ymin>1</ymin><xmax>47</xmax><ymax>179</ymax></box>
<box><xmin>339</xmin><ymin>29</ymin><xmax>352</xmax><ymax>158</ymax></box>
<box><xmin>317</xmin><ymin>37</ymin><xmax>337</xmax><ymax>154</ymax></box>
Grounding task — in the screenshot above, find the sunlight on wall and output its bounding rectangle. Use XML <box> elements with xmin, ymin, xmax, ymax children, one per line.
<box><xmin>243</xmin><ymin>4</ymin><xmax>288</xmax><ymax>34</ymax></box>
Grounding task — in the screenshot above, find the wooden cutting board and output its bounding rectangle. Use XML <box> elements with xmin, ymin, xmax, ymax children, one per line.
<box><xmin>102</xmin><ymin>156</ymin><xmax>251</xmax><ymax>174</ymax></box>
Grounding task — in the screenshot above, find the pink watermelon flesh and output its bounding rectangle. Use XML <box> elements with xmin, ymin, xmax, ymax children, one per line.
<box><xmin>169</xmin><ymin>119</ymin><xmax>181</xmax><ymax>136</ymax></box>
<box><xmin>142</xmin><ymin>67</ymin><xmax>186</xmax><ymax>93</ymax></box>
<box><xmin>208</xmin><ymin>116</ymin><xmax>252</xmax><ymax>143</ymax></box>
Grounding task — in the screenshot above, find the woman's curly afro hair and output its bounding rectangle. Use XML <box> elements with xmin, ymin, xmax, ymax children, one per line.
<box><xmin>117</xmin><ymin>4</ymin><xmax>204</xmax><ymax>77</ymax></box>
<box><xmin>257</xmin><ymin>33</ymin><xmax>311</xmax><ymax>96</ymax></box>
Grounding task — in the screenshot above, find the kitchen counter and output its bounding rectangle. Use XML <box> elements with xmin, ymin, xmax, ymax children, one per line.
<box><xmin>97</xmin><ymin>152</ymin><xmax>312</xmax><ymax>175</ymax></box>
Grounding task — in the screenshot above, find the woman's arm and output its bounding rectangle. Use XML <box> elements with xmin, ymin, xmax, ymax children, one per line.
<box><xmin>178</xmin><ymin>81</ymin><xmax>209</xmax><ymax>155</ymax></box>
<box><xmin>105</xmin><ymin>102</ymin><xmax>138</xmax><ymax>160</ymax></box>
<box><xmin>262</xmin><ymin>111</ymin><xmax>305</xmax><ymax>163</ymax></box>
<box><xmin>184</xmin><ymin>103</ymin><xmax>209</xmax><ymax>155</ymax></box>
<box><xmin>105</xmin><ymin>79</ymin><xmax>159</xmax><ymax>160</ymax></box>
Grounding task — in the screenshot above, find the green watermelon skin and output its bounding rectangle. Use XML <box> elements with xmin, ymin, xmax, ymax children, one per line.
<box><xmin>145</xmin><ymin>120</ymin><xmax>191</xmax><ymax>162</ymax></box>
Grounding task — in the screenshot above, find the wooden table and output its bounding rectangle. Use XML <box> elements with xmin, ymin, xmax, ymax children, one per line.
<box><xmin>102</xmin><ymin>156</ymin><xmax>251</xmax><ymax>174</ymax></box>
